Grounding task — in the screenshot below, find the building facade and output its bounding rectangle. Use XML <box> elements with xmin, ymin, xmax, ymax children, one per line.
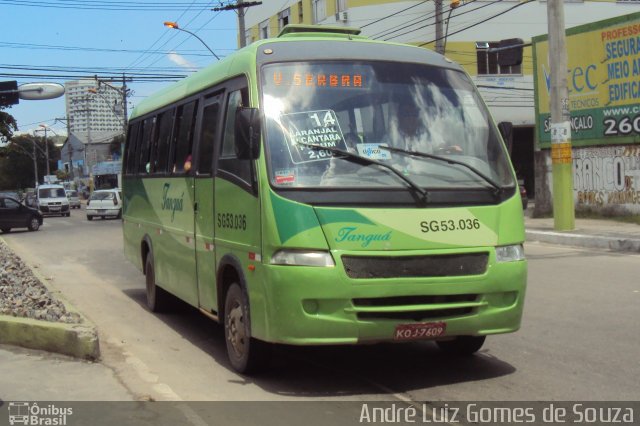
<box><xmin>64</xmin><ymin>79</ymin><xmax>125</xmax><ymax>181</ymax></box>
<box><xmin>244</xmin><ymin>0</ymin><xmax>640</xmax><ymax>215</ymax></box>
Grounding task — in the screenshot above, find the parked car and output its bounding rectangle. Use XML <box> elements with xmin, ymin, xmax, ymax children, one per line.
<box><xmin>86</xmin><ymin>189</ymin><xmax>122</xmax><ymax>220</ymax></box>
<box><xmin>0</xmin><ymin>191</ymin><xmax>21</xmax><ymax>201</ymax></box>
<box><xmin>65</xmin><ymin>190</ymin><xmax>81</xmax><ymax>209</ymax></box>
<box><xmin>37</xmin><ymin>184</ymin><xmax>70</xmax><ymax>217</ymax></box>
<box><xmin>0</xmin><ymin>196</ymin><xmax>43</xmax><ymax>233</ymax></box>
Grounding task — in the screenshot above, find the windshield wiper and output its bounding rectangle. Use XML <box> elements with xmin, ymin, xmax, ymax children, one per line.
<box><xmin>383</xmin><ymin>146</ymin><xmax>504</xmax><ymax>197</ymax></box>
<box><xmin>296</xmin><ymin>142</ymin><xmax>429</xmax><ymax>205</ymax></box>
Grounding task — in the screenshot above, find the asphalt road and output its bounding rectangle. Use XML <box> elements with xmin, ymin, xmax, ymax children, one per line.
<box><xmin>2</xmin><ymin>208</ymin><xmax>639</xmax><ymax>403</ymax></box>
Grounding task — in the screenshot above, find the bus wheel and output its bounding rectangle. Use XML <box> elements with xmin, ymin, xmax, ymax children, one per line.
<box><xmin>436</xmin><ymin>336</ymin><xmax>486</xmax><ymax>355</ymax></box>
<box><xmin>224</xmin><ymin>283</ymin><xmax>270</xmax><ymax>374</ymax></box>
<box><xmin>145</xmin><ymin>254</ymin><xmax>172</xmax><ymax>312</ymax></box>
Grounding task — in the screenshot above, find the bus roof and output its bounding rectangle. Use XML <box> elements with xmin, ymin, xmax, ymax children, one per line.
<box><xmin>129</xmin><ymin>25</ymin><xmax>459</xmax><ymax>120</ymax></box>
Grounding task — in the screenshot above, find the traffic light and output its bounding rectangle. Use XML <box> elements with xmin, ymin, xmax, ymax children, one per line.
<box><xmin>0</xmin><ymin>81</ymin><xmax>19</xmax><ymax>106</ymax></box>
<box><xmin>450</xmin><ymin>0</ymin><xmax>461</xmax><ymax>8</ymax></box>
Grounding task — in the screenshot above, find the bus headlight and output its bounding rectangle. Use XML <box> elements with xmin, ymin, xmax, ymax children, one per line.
<box><xmin>495</xmin><ymin>244</ymin><xmax>525</xmax><ymax>262</ymax></box>
<box><xmin>270</xmin><ymin>250</ymin><xmax>335</xmax><ymax>267</ymax></box>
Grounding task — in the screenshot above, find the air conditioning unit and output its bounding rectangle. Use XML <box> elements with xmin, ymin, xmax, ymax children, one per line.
<box><xmin>335</xmin><ymin>11</ymin><xmax>348</xmax><ymax>22</ymax></box>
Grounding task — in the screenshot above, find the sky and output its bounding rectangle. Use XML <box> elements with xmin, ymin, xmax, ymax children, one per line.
<box><xmin>1</xmin><ymin>0</ymin><xmax>240</xmax><ymax>137</ymax></box>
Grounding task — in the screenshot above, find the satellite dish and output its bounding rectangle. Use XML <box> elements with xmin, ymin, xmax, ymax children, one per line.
<box><xmin>18</xmin><ymin>83</ymin><xmax>65</xmax><ymax>100</ymax></box>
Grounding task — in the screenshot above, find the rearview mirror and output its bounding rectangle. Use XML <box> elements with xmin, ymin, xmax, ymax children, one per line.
<box><xmin>235</xmin><ymin>107</ymin><xmax>261</xmax><ymax>160</ymax></box>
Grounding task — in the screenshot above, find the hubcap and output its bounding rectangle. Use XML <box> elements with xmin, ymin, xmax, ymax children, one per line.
<box><xmin>30</xmin><ymin>219</ymin><xmax>39</xmax><ymax>230</ymax></box>
<box><xmin>226</xmin><ymin>301</ymin><xmax>246</xmax><ymax>358</ymax></box>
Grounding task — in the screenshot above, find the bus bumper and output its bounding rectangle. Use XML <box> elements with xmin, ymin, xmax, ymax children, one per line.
<box><xmin>256</xmin><ymin>257</ymin><xmax>526</xmax><ymax>345</ymax></box>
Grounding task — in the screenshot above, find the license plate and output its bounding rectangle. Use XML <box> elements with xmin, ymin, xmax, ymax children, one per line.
<box><xmin>50</xmin><ymin>207</ymin><xmax>60</xmax><ymax>211</ymax></box>
<box><xmin>98</xmin><ymin>209</ymin><xmax>106</xmax><ymax>213</ymax></box>
<box><xmin>394</xmin><ymin>322</ymin><xmax>446</xmax><ymax>341</ymax></box>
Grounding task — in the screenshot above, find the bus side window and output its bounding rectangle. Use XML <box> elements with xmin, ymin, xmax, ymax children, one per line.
<box><xmin>172</xmin><ymin>100</ymin><xmax>198</xmax><ymax>175</ymax></box>
<box><xmin>138</xmin><ymin>117</ymin><xmax>156</xmax><ymax>174</ymax></box>
<box><xmin>218</xmin><ymin>88</ymin><xmax>251</xmax><ymax>185</ymax></box>
<box><xmin>124</xmin><ymin>122</ymin><xmax>140</xmax><ymax>175</ymax></box>
<box><xmin>196</xmin><ymin>99</ymin><xmax>221</xmax><ymax>175</ymax></box>
<box><xmin>152</xmin><ymin>109</ymin><xmax>175</xmax><ymax>174</ymax></box>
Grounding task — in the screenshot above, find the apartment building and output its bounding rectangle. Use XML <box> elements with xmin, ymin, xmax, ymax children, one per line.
<box><xmin>64</xmin><ymin>79</ymin><xmax>125</xmax><ymax>178</ymax></box>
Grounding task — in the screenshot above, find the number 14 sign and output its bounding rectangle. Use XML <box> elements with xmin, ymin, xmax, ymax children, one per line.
<box><xmin>281</xmin><ymin>109</ymin><xmax>348</xmax><ymax>164</ymax></box>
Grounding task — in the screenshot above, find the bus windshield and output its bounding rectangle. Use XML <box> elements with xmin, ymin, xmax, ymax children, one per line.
<box><xmin>261</xmin><ymin>61</ymin><xmax>514</xmax><ymax>191</ymax></box>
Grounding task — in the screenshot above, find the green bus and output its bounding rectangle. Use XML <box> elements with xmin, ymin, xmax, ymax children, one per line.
<box><xmin>122</xmin><ymin>25</ymin><xmax>527</xmax><ymax>374</ymax></box>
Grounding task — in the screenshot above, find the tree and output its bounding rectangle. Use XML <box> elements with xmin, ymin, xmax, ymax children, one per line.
<box><xmin>0</xmin><ymin>134</ymin><xmax>60</xmax><ymax>190</ymax></box>
<box><xmin>0</xmin><ymin>105</ymin><xmax>18</xmax><ymax>142</ymax></box>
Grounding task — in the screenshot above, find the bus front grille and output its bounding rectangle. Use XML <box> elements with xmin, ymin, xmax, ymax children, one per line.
<box><xmin>341</xmin><ymin>253</ymin><xmax>489</xmax><ymax>279</ymax></box>
<box><xmin>352</xmin><ymin>294</ymin><xmax>480</xmax><ymax>322</ymax></box>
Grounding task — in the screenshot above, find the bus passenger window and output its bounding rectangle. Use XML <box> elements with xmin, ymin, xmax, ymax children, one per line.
<box><xmin>218</xmin><ymin>88</ymin><xmax>252</xmax><ymax>184</ymax></box>
<box><xmin>197</xmin><ymin>101</ymin><xmax>221</xmax><ymax>174</ymax></box>
<box><xmin>124</xmin><ymin>122</ymin><xmax>140</xmax><ymax>175</ymax></box>
<box><xmin>153</xmin><ymin>109</ymin><xmax>175</xmax><ymax>174</ymax></box>
<box><xmin>138</xmin><ymin>117</ymin><xmax>155</xmax><ymax>174</ymax></box>
<box><xmin>171</xmin><ymin>100</ymin><xmax>198</xmax><ymax>174</ymax></box>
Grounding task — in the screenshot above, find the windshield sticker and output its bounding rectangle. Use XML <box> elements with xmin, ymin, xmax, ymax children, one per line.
<box><xmin>274</xmin><ymin>168</ymin><xmax>297</xmax><ymax>185</ymax></box>
<box><xmin>281</xmin><ymin>110</ymin><xmax>348</xmax><ymax>164</ymax></box>
<box><xmin>356</xmin><ymin>143</ymin><xmax>392</xmax><ymax>160</ymax></box>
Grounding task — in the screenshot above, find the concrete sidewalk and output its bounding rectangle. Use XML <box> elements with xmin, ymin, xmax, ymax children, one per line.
<box><xmin>525</xmin><ymin>210</ymin><xmax>640</xmax><ymax>253</ymax></box>
<box><xmin>0</xmin><ymin>344</ymin><xmax>133</xmax><ymax>401</ymax></box>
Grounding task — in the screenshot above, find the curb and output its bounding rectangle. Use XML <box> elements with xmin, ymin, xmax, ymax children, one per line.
<box><xmin>0</xmin><ymin>238</ymin><xmax>100</xmax><ymax>360</ymax></box>
<box><xmin>0</xmin><ymin>315</ymin><xmax>99</xmax><ymax>360</ymax></box>
<box><xmin>526</xmin><ymin>229</ymin><xmax>640</xmax><ymax>253</ymax></box>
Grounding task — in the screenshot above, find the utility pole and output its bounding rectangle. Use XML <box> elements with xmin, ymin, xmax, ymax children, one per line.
<box><xmin>546</xmin><ymin>0</ymin><xmax>574</xmax><ymax>230</ymax></box>
<box><xmin>212</xmin><ymin>1</ymin><xmax>262</xmax><ymax>48</ymax></box>
<box><xmin>55</xmin><ymin>117</ymin><xmax>73</xmax><ymax>180</ymax></box>
<box><xmin>435</xmin><ymin>0</ymin><xmax>444</xmax><ymax>54</ymax></box>
<box><xmin>121</xmin><ymin>74</ymin><xmax>128</xmax><ymax>133</ymax></box>
<box><xmin>43</xmin><ymin>126</ymin><xmax>50</xmax><ymax>176</ymax></box>
<box><xmin>32</xmin><ymin>136</ymin><xmax>38</xmax><ymax>186</ymax></box>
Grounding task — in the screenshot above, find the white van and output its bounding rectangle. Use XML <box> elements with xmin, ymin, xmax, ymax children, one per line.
<box><xmin>37</xmin><ymin>184</ymin><xmax>70</xmax><ymax>217</ymax></box>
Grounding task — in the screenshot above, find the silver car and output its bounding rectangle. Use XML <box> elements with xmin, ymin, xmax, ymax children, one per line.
<box><xmin>65</xmin><ymin>190</ymin><xmax>81</xmax><ymax>209</ymax></box>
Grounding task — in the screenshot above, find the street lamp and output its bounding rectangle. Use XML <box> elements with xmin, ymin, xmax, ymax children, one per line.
<box><xmin>442</xmin><ymin>0</ymin><xmax>460</xmax><ymax>55</ymax></box>
<box><xmin>163</xmin><ymin>21</ymin><xmax>220</xmax><ymax>60</ymax></box>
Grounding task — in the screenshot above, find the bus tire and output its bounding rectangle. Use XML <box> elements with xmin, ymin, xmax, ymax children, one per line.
<box><xmin>145</xmin><ymin>254</ymin><xmax>172</xmax><ymax>313</ymax></box>
<box><xmin>436</xmin><ymin>336</ymin><xmax>486</xmax><ymax>355</ymax></box>
<box><xmin>224</xmin><ymin>282</ymin><xmax>271</xmax><ymax>374</ymax></box>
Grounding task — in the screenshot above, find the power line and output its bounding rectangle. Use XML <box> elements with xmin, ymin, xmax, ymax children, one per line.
<box><xmin>0</xmin><ymin>41</ymin><xmax>233</xmax><ymax>56</ymax></box>
<box><xmin>419</xmin><ymin>0</ymin><xmax>535</xmax><ymax>47</ymax></box>
<box><xmin>361</xmin><ymin>0</ymin><xmax>431</xmax><ymax>29</ymax></box>
<box><xmin>125</xmin><ymin>0</ymin><xmax>207</xmax><ymax>71</ymax></box>
<box><xmin>2</xmin><ymin>0</ymin><xmax>224</xmax><ymax>11</ymax></box>
<box><xmin>375</xmin><ymin>0</ymin><xmax>501</xmax><ymax>42</ymax></box>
